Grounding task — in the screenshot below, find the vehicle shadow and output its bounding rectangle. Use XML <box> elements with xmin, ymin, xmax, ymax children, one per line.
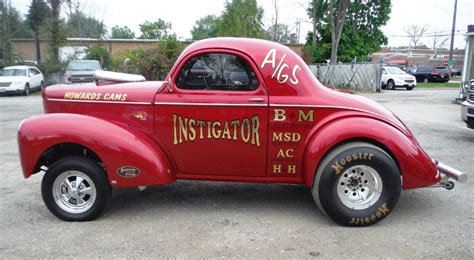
<box><xmin>107</xmin><ymin>180</ymin><xmax>330</xmax><ymax>223</ymax></box>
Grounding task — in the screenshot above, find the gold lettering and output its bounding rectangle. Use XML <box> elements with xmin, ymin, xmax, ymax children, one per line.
<box><xmin>273</xmin><ymin>164</ymin><xmax>282</xmax><ymax>174</ymax></box>
<box><xmin>273</xmin><ymin>109</ymin><xmax>286</xmax><ymax>121</ymax></box>
<box><xmin>273</xmin><ymin>132</ymin><xmax>283</xmax><ymax>141</ymax></box>
<box><xmin>241</xmin><ymin>118</ymin><xmax>250</xmax><ymax>143</ymax></box>
<box><xmin>277</xmin><ymin>149</ymin><xmax>285</xmax><ymax>157</ymax></box>
<box><xmin>173</xmin><ymin>114</ymin><xmax>178</xmax><ymax>145</ymax></box>
<box><xmin>288</xmin><ymin>164</ymin><xmax>296</xmax><ymax>174</ymax></box>
<box><xmin>196</xmin><ymin>120</ymin><xmax>206</xmax><ymax>139</ymax></box>
<box><xmin>121</xmin><ymin>94</ymin><xmax>127</xmax><ymax>101</ymax></box>
<box><xmin>251</xmin><ymin>115</ymin><xmax>260</xmax><ymax>147</ymax></box>
<box><xmin>231</xmin><ymin>120</ymin><xmax>240</xmax><ymax>140</ymax></box>
<box><xmin>189</xmin><ymin>119</ymin><xmax>196</xmax><ymax>141</ymax></box>
<box><xmin>212</xmin><ymin>122</ymin><xmax>221</xmax><ymax>139</ymax></box>
<box><xmin>85</xmin><ymin>92</ymin><xmax>92</xmax><ymax>99</ymax></box>
<box><xmin>221</xmin><ymin>121</ymin><xmax>231</xmax><ymax>140</ymax></box>
<box><xmin>298</xmin><ymin>110</ymin><xmax>314</xmax><ymax>122</ymax></box>
<box><xmin>378</xmin><ymin>203</ymin><xmax>390</xmax><ymax>215</ymax></box>
<box><xmin>178</xmin><ymin>116</ymin><xmax>188</xmax><ymax>143</ymax></box>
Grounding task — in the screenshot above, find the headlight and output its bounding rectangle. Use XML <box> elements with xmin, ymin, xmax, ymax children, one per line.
<box><xmin>11</xmin><ymin>81</ymin><xmax>23</xmax><ymax>86</ymax></box>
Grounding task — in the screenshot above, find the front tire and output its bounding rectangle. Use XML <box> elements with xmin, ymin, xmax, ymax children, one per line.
<box><xmin>312</xmin><ymin>142</ymin><xmax>401</xmax><ymax>227</ymax></box>
<box><xmin>23</xmin><ymin>83</ymin><xmax>30</xmax><ymax>96</ymax></box>
<box><xmin>406</xmin><ymin>86</ymin><xmax>414</xmax><ymax>90</ymax></box>
<box><xmin>41</xmin><ymin>156</ymin><xmax>111</xmax><ymax>221</ymax></box>
<box><xmin>387</xmin><ymin>80</ymin><xmax>395</xmax><ymax>90</ymax></box>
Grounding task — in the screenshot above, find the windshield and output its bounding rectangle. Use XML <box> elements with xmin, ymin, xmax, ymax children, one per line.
<box><xmin>67</xmin><ymin>61</ymin><xmax>101</xmax><ymax>71</ymax></box>
<box><xmin>385</xmin><ymin>67</ymin><xmax>405</xmax><ymax>74</ymax></box>
<box><xmin>1</xmin><ymin>68</ymin><xmax>27</xmax><ymax>77</ymax></box>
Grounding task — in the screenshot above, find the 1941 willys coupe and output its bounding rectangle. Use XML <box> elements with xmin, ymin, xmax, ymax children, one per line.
<box><xmin>17</xmin><ymin>38</ymin><xmax>467</xmax><ymax>226</ymax></box>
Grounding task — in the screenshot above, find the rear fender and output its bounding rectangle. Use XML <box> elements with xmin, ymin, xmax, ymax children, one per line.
<box><xmin>303</xmin><ymin>117</ymin><xmax>439</xmax><ymax>189</ymax></box>
<box><xmin>18</xmin><ymin>113</ymin><xmax>175</xmax><ymax>187</ymax></box>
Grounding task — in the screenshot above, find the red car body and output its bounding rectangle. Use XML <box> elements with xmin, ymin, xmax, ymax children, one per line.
<box><xmin>17</xmin><ymin>38</ymin><xmax>465</xmax><ymax>224</ymax></box>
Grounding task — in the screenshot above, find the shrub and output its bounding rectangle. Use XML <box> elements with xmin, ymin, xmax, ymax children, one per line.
<box><xmin>86</xmin><ymin>45</ymin><xmax>111</xmax><ymax>69</ymax></box>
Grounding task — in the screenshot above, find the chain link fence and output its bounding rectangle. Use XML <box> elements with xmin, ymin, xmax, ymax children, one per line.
<box><xmin>309</xmin><ymin>62</ymin><xmax>383</xmax><ymax>92</ymax></box>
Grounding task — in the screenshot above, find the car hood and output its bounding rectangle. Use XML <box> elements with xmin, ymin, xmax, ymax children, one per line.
<box><xmin>0</xmin><ymin>76</ymin><xmax>27</xmax><ymax>82</ymax></box>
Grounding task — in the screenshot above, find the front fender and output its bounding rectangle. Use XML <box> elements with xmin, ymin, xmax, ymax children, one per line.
<box><xmin>18</xmin><ymin>113</ymin><xmax>175</xmax><ymax>187</ymax></box>
<box><xmin>303</xmin><ymin>117</ymin><xmax>439</xmax><ymax>189</ymax></box>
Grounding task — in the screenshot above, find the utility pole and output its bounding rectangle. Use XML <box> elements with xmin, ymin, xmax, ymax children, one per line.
<box><xmin>448</xmin><ymin>0</ymin><xmax>458</xmax><ymax>75</ymax></box>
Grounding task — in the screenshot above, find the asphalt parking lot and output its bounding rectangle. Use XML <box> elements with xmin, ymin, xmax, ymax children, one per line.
<box><xmin>0</xmin><ymin>89</ymin><xmax>473</xmax><ymax>258</ymax></box>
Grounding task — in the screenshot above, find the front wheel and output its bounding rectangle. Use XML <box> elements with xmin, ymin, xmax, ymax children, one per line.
<box><xmin>312</xmin><ymin>142</ymin><xmax>401</xmax><ymax>226</ymax></box>
<box><xmin>406</xmin><ymin>86</ymin><xmax>414</xmax><ymax>90</ymax></box>
<box><xmin>387</xmin><ymin>80</ymin><xmax>395</xmax><ymax>90</ymax></box>
<box><xmin>41</xmin><ymin>156</ymin><xmax>111</xmax><ymax>221</ymax></box>
<box><xmin>23</xmin><ymin>83</ymin><xmax>30</xmax><ymax>96</ymax></box>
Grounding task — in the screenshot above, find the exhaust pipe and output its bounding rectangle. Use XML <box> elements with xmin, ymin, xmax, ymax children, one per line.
<box><xmin>436</xmin><ymin>161</ymin><xmax>467</xmax><ymax>183</ymax></box>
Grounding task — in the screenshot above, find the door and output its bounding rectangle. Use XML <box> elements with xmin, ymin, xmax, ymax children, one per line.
<box><xmin>154</xmin><ymin>51</ymin><xmax>268</xmax><ymax>177</ymax></box>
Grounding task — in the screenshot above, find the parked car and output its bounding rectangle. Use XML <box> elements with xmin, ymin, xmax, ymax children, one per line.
<box><xmin>451</xmin><ymin>68</ymin><xmax>462</xmax><ymax>76</ymax></box>
<box><xmin>17</xmin><ymin>38</ymin><xmax>466</xmax><ymax>226</ymax></box>
<box><xmin>0</xmin><ymin>65</ymin><xmax>44</xmax><ymax>96</ymax></box>
<box><xmin>408</xmin><ymin>66</ymin><xmax>450</xmax><ymax>83</ymax></box>
<box><xmin>381</xmin><ymin>66</ymin><xmax>416</xmax><ymax>90</ymax></box>
<box><xmin>64</xmin><ymin>60</ymin><xmax>101</xmax><ymax>83</ymax></box>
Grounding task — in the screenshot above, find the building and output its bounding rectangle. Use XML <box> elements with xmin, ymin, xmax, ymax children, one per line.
<box><xmin>371</xmin><ymin>48</ymin><xmax>465</xmax><ymax>70</ymax></box>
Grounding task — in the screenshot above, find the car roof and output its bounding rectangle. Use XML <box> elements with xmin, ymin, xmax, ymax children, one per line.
<box><xmin>3</xmin><ymin>65</ymin><xmax>37</xmax><ymax>70</ymax></box>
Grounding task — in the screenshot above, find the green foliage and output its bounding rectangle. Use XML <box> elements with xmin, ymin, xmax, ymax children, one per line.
<box><xmin>49</xmin><ymin>0</ymin><xmax>65</xmax><ymax>63</ymax></box>
<box><xmin>111</xmin><ymin>25</ymin><xmax>135</xmax><ymax>39</ymax></box>
<box><xmin>191</xmin><ymin>15</ymin><xmax>220</xmax><ymax>41</ymax></box>
<box><xmin>111</xmin><ymin>35</ymin><xmax>184</xmax><ymax>80</ymax></box>
<box><xmin>139</xmin><ymin>19</ymin><xmax>172</xmax><ymax>40</ymax></box>
<box><xmin>306</xmin><ymin>0</ymin><xmax>391</xmax><ymax>63</ymax></box>
<box><xmin>66</xmin><ymin>11</ymin><xmax>107</xmax><ymax>39</ymax></box>
<box><xmin>218</xmin><ymin>0</ymin><xmax>264</xmax><ymax>38</ymax></box>
<box><xmin>37</xmin><ymin>60</ymin><xmax>66</xmax><ymax>74</ymax></box>
<box><xmin>266</xmin><ymin>24</ymin><xmax>297</xmax><ymax>44</ymax></box>
<box><xmin>7</xmin><ymin>8</ymin><xmax>34</xmax><ymax>38</ymax></box>
<box><xmin>86</xmin><ymin>45</ymin><xmax>111</xmax><ymax>69</ymax></box>
<box><xmin>26</xmin><ymin>0</ymin><xmax>50</xmax><ymax>33</ymax></box>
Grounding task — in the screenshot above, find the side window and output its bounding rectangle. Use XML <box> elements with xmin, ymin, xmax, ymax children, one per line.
<box><xmin>409</xmin><ymin>68</ymin><xmax>417</xmax><ymax>73</ymax></box>
<box><xmin>176</xmin><ymin>53</ymin><xmax>259</xmax><ymax>91</ymax></box>
<box><xmin>29</xmin><ymin>68</ymin><xmax>38</xmax><ymax>76</ymax></box>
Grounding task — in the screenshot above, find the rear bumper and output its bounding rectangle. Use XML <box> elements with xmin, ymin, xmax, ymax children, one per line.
<box><xmin>461</xmin><ymin>101</ymin><xmax>474</xmax><ymax>128</ymax></box>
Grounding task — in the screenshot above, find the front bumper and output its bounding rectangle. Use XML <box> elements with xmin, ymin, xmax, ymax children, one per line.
<box><xmin>461</xmin><ymin>101</ymin><xmax>474</xmax><ymax>128</ymax></box>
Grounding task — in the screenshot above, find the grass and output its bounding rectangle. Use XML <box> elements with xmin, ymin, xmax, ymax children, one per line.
<box><xmin>416</xmin><ymin>82</ymin><xmax>460</xmax><ymax>88</ymax></box>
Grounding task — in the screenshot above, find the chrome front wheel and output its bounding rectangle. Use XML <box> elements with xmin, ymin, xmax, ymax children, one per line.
<box><xmin>52</xmin><ymin>171</ymin><xmax>97</xmax><ymax>214</ymax></box>
<box><xmin>42</xmin><ymin>157</ymin><xmax>111</xmax><ymax>221</ymax></box>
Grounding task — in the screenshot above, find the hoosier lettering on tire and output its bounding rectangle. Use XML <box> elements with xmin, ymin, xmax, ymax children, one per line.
<box><xmin>312</xmin><ymin>142</ymin><xmax>401</xmax><ymax>227</ymax></box>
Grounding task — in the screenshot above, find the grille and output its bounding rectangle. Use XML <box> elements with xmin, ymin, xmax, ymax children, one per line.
<box><xmin>405</xmin><ymin>80</ymin><xmax>414</xmax><ymax>83</ymax></box>
<box><xmin>468</xmin><ymin>108</ymin><xmax>474</xmax><ymax>115</ymax></box>
<box><xmin>70</xmin><ymin>75</ymin><xmax>94</xmax><ymax>83</ymax></box>
<box><xmin>0</xmin><ymin>82</ymin><xmax>11</xmax><ymax>87</ymax></box>
<box><xmin>470</xmin><ymin>94</ymin><xmax>474</xmax><ymax>102</ymax></box>
<box><xmin>470</xmin><ymin>83</ymin><xmax>474</xmax><ymax>91</ymax></box>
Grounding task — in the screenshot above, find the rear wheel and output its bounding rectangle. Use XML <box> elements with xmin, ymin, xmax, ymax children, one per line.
<box><xmin>41</xmin><ymin>156</ymin><xmax>111</xmax><ymax>221</ymax></box>
<box><xmin>312</xmin><ymin>142</ymin><xmax>401</xmax><ymax>226</ymax></box>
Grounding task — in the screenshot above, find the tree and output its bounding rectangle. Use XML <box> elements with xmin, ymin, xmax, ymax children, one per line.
<box><xmin>66</xmin><ymin>11</ymin><xmax>106</xmax><ymax>39</ymax></box>
<box><xmin>217</xmin><ymin>0</ymin><xmax>264</xmax><ymax>38</ymax></box>
<box><xmin>327</xmin><ymin>0</ymin><xmax>350</xmax><ymax>62</ymax></box>
<box><xmin>405</xmin><ymin>24</ymin><xmax>428</xmax><ymax>49</ymax></box>
<box><xmin>26</xmin><ymin>0</ymin><xmax>51</xmax><ymax>63</ymax></box>
<box><xmin>306</xmin><ymin>0</ymin><xmax>391</xmax><ymax>63</ymax></box>
<box><xmin>266</xmin><ymin>24</ymin><xmax>297</xmax><ymax>44</ymax></box>
<box><xmin>86</xmin><ymin>45</ymin><xmax>110</xmax><ymax>68</ymax></box>
<box><xmin>191</xmin><ymin>15</ymin><xmax>219</xmax><ymax>41</ymax></box>
<box><xmin>49</xmin><ymin>0</ymin><xmax>65</xmax><ymax>63</ymax></box>
<box><xmin>8</xmin><ymin>8</ymin><xmax>34</xmax><ymax>39</ymax></box>
<box><xmin>139</xmin><ymin>19</ymin><xmax>171</xmax><ymax>39</ymax></box>
<box><xmin>429</xmin><ymin>31</ymin><xmax>448</xmax><ymax>58</ymax></box>
<box><xmin>111</xmin><ymin>25</ymin><xmax>135</xmax><ymax>39</ymax></box>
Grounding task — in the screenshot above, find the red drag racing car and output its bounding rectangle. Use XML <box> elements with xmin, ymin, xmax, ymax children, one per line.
<box><xmin>17</xmin><ymin>38</ymin><xmax>466</xmax><ymax>226</ymax></box>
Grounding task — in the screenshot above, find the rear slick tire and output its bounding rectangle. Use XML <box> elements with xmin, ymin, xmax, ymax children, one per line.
<box><xmin>312</xmin><ymin>142</ymin><xmax>401</xmax><ymax>227</ymax></box>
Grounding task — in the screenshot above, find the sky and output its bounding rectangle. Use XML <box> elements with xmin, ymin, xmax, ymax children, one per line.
<box><xmin>10</xmin><ymin>0</ymin><xmax>474</xmax><ymax>49</ymax></box>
